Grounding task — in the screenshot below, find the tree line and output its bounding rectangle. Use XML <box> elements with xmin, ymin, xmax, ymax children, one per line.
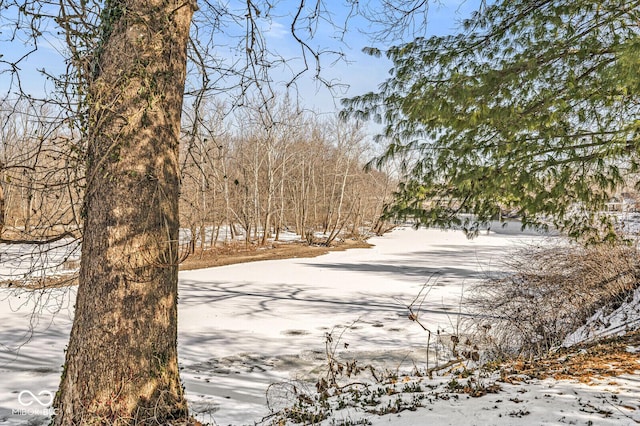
<box><xmin>180</xmin><ymin>98</ymin><xmax>394</xmax><ymax>251</ymax></box>
<box><xmin>0</xmin><ymin>98</ymin><xmax>394</xmax><ymax>248</ymax></box>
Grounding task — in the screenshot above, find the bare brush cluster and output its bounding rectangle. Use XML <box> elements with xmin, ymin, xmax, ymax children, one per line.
<box><xmin>468</xmin><ymin>239</ymin><xmax>640</xmax><ymax>358</ymax></box>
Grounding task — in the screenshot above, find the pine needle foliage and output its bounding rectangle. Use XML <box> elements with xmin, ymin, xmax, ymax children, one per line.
<box><xmin>343</xmin><ymin>0</ymin><xmax>640</xmax><ymax>241</ymax></box>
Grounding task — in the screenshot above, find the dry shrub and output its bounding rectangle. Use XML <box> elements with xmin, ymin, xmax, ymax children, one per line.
<box><xmin>469</xmin><ymin>239</ymin><xmax>640</xmax><ymax>358</ymax></box>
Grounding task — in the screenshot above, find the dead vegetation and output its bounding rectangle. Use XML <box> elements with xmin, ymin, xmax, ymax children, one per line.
<box><xmin>468</xmin><ymin>239</ymin><xmax>640</xmax><ymax>358</ymax></box>
<box><xmin>262</xmin><ymin>314</ymin><xmax>640</xmax><ymax>425</ymax></box>
<box><xmin>178</xmin><ymin>238</ymin><xmax>373</xmax><ymax>271</ymax></box>
<box><xmin>496</xmin><ymin>329</ymin><xmax>640</xmax><ymax>384</ymax></box>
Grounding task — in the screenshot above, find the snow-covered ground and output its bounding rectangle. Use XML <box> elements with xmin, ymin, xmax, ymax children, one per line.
<box><xmin>0</xmin><ymin>227</ymin><xmax>638</xmax><ymax>425</ymax></box>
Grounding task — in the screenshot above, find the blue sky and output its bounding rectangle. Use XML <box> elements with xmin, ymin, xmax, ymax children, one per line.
<box><xmin>241</xmin><ymin>0</ymin><xmax>484</xmax><ymax>114</ymax></box>
<box><xmin>0</xmin><ymin>1</ymin><xmax>482</xmax><ymax>113</ymax></box>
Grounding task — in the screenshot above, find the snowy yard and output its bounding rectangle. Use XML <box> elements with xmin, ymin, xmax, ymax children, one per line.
<box><xmin>1</xmin><ymin>226</ymin><xmax>639</xmax><ymax>425</ymax></box>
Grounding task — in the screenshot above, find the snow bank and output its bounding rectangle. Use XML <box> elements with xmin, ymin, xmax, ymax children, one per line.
<box><xmin>564</xmin><ymin>286</ymin><xmax>640</xmax><ymax>346</ymax></box>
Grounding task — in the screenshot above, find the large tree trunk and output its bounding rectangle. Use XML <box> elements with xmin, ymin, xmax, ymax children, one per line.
<box><xmin>53</xmin><ymin>0</ymin><xmax>195</xmax><ymax>424</ymax></box>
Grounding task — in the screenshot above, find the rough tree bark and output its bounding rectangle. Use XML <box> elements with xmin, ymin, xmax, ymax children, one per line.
<box><xmin>53</xmin><ymin>0</ymin><xmax>196</xmax><ymax>423</ymax></box>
